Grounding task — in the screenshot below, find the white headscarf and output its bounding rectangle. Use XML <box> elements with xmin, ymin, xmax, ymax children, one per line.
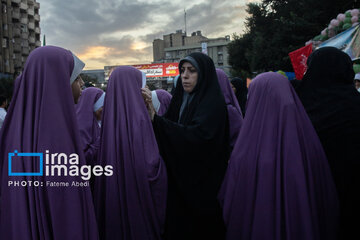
<box><xmin>70</xmin><ymin>53</ymin><xmax>85</xmax><ymax>84</ymax></box>
<box><xmin>151</xmin><ymin>91</ymin><xmax>161</xmax><ymax>114</ymax></box>
<box><xmin>94</xmin><ymin>92</ymin><xmax>106</xmax><ymax>112</ymax></box>
<box><xmin>142</xmin><ymin>72</ymin><xmax>147</xmax><ymax>88</ymax></box>
<box><xmin>355</xmin><ymin>73</ymin><xmax>360</xmax><ymax>81</ymax></box>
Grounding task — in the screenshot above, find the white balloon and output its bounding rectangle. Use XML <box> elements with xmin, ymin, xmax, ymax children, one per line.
<box><xmin>351</xmin><ymin>16</ymin><xmax>359</xmax><ymax>23</ymax></box>
<box><xmin>351</xmin><ymin>9</ymin><xmax>359</xmax><ymax>17</ymax></box>
<box><xmin>337</xmin><ymin>14</ymin><xmax>346</xmax><ymax>21</ymax></box>
<box><xmin>331</xmin><ymin>19</ymin><xmax>340</xmax><ymax>26</ymax></box>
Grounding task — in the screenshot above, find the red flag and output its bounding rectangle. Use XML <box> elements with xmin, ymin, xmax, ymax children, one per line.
<box><xmin>289</xmin><ymin>43</ymin><xmax>313</xmax><ymax>80</ymax></box>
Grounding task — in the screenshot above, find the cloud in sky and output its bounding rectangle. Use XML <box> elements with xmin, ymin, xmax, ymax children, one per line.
<box><xmin>39</xmin><ymin>0</ymin><xmax>259</xmax><ymax>69</ymax></box>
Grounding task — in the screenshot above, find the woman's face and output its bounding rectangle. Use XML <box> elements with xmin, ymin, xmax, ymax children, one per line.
<box><xmin>230</xmin><ymin>83</ymin><xmax>236</xmax><ymax>93</ymax></box>
<box><xmin>181</xmin><ymin>62</ymin><xmax>198</xmax><ymax>93</ymax></box>
<box><xmin>71</xmin><ymin>75</ymin><xmax>84</xmax><ymax>104</ymax></box>
<box><xmin>95</xmin><ymin>107</ymin><xmax>103</xmax><ymax>121</ymax></box>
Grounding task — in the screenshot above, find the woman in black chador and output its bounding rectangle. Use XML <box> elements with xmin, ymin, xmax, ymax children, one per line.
<box><xmin>296</xmin><ymin>47</ymin><xmax>360</xmax><ymax>239</ymax></box>
<box><xmin>230</xmin><ymin>77</ymin><xmax>247</xmax><ymax>116</ymax></box>
<box><xmin>143</xmin><ymin>52</ymin><xmax>230</xmax><ymax>240</ymax></box>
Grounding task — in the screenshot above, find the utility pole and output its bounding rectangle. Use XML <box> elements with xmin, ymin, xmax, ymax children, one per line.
<box><xmin>184</xmin><ymin>9</ymin><xmax>187</xmax><ymax>36</ymax></box>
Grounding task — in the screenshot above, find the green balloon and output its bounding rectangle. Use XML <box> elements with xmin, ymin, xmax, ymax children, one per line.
<box><xmin>343</xmin><ymin>23</ymin><xmax>352</xmax><ymax>30</ymax></box>
<box><xmin>320</xmin><ymin>35</ymin><xmax>328</xmax><ymax>41</ymax></box>
<box><xmin>346</xmin><ymin>12</ymin><xmax>352</xmax><ymax>18</ymax></box>
<box><xmin>344</xmin><ymin>17</ymin><xmax>352</xmax><ymax>24</ymax></box>
<box><xmin>313</xmin><ymin>35</ymin><xmax>322</xmax><ymax>41</ymax></box>
<box><xmin>354</xmin><ymin>64</ymin><xmax>360</xmax><ymax>74</ymax></box>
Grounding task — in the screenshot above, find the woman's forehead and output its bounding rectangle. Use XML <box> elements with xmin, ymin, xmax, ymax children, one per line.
<box><xmin>181</xmin><ymin>62</ymin><xmax>194</xmax><ymax>68</ymax></box>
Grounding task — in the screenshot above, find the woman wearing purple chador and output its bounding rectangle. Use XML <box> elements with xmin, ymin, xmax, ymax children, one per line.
<box><xmin>219</xmin><ymin>72</ymin><xmax>339</xmax><ymax>240</ymax></box>
<box><xmin>216</xmin><ymin>69</ymin><xmax>243</xmax><ymax>149</ymax></box>
<box><xmin>76</xmin><ymin>87</ymin><xmax>105</xmax><ymax>165</ymax></box>
<box><xmin>0</xmin><ymin>46</ymin><xmax>98</xmax><ymax>239</ymax></box>
<box><xmin>93</xmin><ymin>66</ymin><xmax>167</xmax><ymax>240</ymax></box>
<box><xmin>152</xmin><ymin>89</ymin><xmax>172</xmax><ymax>116</ymax></box>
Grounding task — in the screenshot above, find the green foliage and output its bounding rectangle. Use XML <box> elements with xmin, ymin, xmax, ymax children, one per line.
<box><xmin>80</xmin><ymin>73</ymin><xmax>98</xmax><ymax>86</ymax></box>
<box><xmin>228</xmin><ymin>0</ymin><xmax>357</xmax><ymax>75</ymax></box>
<box><xmin>0</xmin><ymin>77</ymin><xmax>14</xmax><ymax>101</ymax></box>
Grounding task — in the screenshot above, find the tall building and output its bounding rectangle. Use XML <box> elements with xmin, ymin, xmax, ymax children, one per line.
<box><xmin>0</xmin><ymin>0</ymin><xmax>41</xmax><ymax>75</ymax></box>
<box><xmin>153</xmin><ymin>30</ymin><xmax>231</xmax><ymax>75</ymax></box>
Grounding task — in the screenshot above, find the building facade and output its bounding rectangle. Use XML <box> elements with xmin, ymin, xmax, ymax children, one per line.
<box><xmin>0</xmin><ymin>0</ymin><xmax>40</xmax><ymax>75</ymax></box>
<box><xmin>153</xmin><ymin>30</ymin><xmax>231</xmax><ymax>75</ymax></box>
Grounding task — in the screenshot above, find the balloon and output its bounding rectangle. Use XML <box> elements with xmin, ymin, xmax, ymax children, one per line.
<box><xmin>328</xmin><ymin>29</ymin><xmax>335</xmax><ymax>38</ymax></box>
<box><xmin>337</xmin><ymin>13</ymin><xmax>346</xmax><ymax>21</ymax></box>
<box><xmin>330</xmin><ymin>19</ymin><xmax>340</xmax><ymax>26</ymax></box>
<box><xmin>343</xmin><ymin>23</ymin><xmax>352</xmax><ymax>30</ymax></box>
<box><xmin>352</xmin><ymin>22</ymin><xmax>359</xmax><ymax>27</ymax></box>
<box><xmin>321</xmin><ymin>29</ymin><xmax>327</xmax><ymax>36</ymax></box>
<box><xmin>346</xmin><ymin>11</ymin><xmax>352</xmax><ymax>18</ymax></box>
<box><xmin>328</xmin><ymin>24</ymin><xmax>334</xmax><ymax>29</ymax></box>
<box><xmin>351</xmin><ymin>9</ymin><xmax>359</xmax><ymax>16</ymax></box>
<box><xmin>352</xmin><ymin>16</ymin><xmax>359</xmax><ymax>23</ymax></box>
<box><xmin>344</xmin><ymin>17</ymin><xmax>352</xmax><ymax>24</ymax></box>
<box><xmin>313</xmin><ymin>35</ymin><xmax>322</xmax><ymax>41</ymax></box>
<box><xmin>354</xmin><ymin>64</ymin><xmax>360</xmax><ymax>74</ymax></box>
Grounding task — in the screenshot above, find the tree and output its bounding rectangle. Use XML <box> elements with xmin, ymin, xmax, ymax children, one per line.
<box><xmin>0</xmin><ymin>76</ymin><xmax>14</xmax><ymax>101</ymax></box>
<box><xmin>228</xmin><ymin>0</ymin><xmax>359</xmax><ymax>75</ymax></box>
<box><xmin>80</xmin><ymin>73</ymin><xmax>98</xmax><ymax>87</ymax></box>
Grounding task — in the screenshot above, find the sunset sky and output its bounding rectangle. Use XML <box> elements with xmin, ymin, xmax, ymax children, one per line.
<box><xmin>38</xmin><ymin>0</ymin><xmax>259</xmax><ymax>69</ymax></box>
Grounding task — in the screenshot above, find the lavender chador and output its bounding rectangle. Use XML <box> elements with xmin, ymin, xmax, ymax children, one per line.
<box><xmin>152</xmin><ymin>89</ymin><xmax>172</xmax><ymax>116</ymax></box>
<box><xmin>93</xmin><ymin>66</ymin><xmax>167</xmax><ymax>240</ymax></box>
<box><xmin>0</xmin><ymin>46</ymin><xmax>98</xmax><ymax>239</ymax></box>
<box><xmin>219</xmin><ymin>72</ymin><xmax>339</xmax><ymax>240</ymax></box>
<box><xmin>76</xmin><ymin>87</ymin><xmax>104</xmax><ymax>165</ymax></box>
<box><xmin>216</xmin><ymin>69</ymin><xmax>243</xmax><ymax>149</ymax></box>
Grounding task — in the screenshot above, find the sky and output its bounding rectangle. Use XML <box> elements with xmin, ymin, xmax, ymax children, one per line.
<box><xmin>39</xmin><ymin>0</ymin><xmax>259</xmax><ymax>70</ymax></box>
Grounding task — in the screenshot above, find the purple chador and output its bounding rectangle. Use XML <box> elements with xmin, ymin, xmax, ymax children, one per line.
<box><xmin>93</xmin><ymin>66</ymin><xmax>167</xmax><ymax>240</ymax></box>
<box><xmin>219</xmin><ymin>72</ymin><xmax>339</xmax><ymax>240</ymax></box>
<box><xmin>0</xmin><ymin>46</ymin><xmax>98</xmax><ymax>239</ymax></box>
<box><xmin>216</xmin><ymin>69</ymin><xmax>243</xmax><ymax>149</ymax></box>
<box><xmin>152</xmin><ymin>89</ymin><xmax>172</xmax><ymax>116</ymax></box>
<box><xmin>76</xmin><ymin>87</ymin><xmax>104</xmax><ymax>165</ymax></box>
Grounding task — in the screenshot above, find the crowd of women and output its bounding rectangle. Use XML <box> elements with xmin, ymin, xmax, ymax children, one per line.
<box><xmin>0</xmin><ymin>45</ymin><xmax>359</xmax><ymax>240</ymax></box>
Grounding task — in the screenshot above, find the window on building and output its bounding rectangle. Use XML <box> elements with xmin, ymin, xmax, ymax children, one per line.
<box><xmin>3</xmin><ymin>24</ymin><xmax>8</xmax><ymax>31</ymax></box>
<box><xmin>218</xmin><ymin>54</ymin><xmax>223</xmax><ymax>61</ymax></box>
<box><xmin>218</xmin><ymin>46</ymin><xmax>223</xmax><ymax>53</ymax></box>
<box><xmin>2</xmin><ymin>4</ymin><xmax>6</xmax><ymax>13</ymax></box>
<box><xmin>2</xmin><ymin>38</ymin><xmax>8</xmax><ymax>48</ymax></box>
<box><xmin>170</xmin><ymin>35</ymin><xmax>173</xmax><ymax>47</ymax></box>
<box><xmin>20</xmin><ymin>24</ymin><xmax>28</xmax><ymax>33</ymax></box>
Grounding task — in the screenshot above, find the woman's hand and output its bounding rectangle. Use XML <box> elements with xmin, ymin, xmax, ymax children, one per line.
<box><xmin>141</xmin><ymin>88</ymin><xmax>156</xmax><ymax>121</ymax></box>
<box><xmin>141</xmin><ymin>87</ymin><xmax>152</xmax><ymax>102</ymax></box>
